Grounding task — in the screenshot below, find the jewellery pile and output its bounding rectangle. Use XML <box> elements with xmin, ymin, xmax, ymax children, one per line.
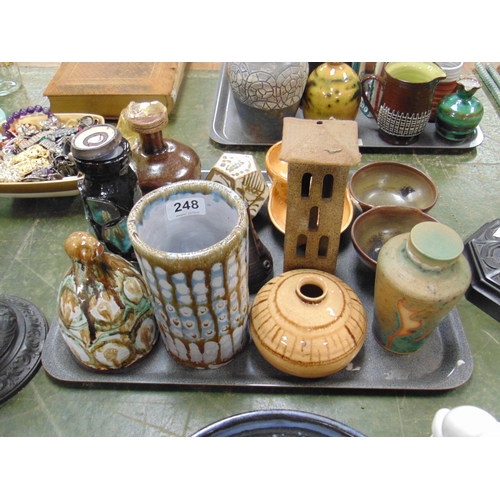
<box><xmin>0</xmin><ymin>108</ymin><xmax>99</xmax><ymax>183</ymax></box>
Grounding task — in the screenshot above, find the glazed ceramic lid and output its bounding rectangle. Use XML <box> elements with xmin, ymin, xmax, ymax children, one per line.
<box><xmin>408</xmin><ymin>221</ymin><xmax>464</xmax><ymax>267</ymax></box>
<box><xmin>250</xmin><ymin>269</ymin><xmax>367</xmax><ymax>378</ymax></box>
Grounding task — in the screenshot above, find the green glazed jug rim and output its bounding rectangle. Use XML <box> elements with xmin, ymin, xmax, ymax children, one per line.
<box><xmin>385</xmin><ymin>62</ymin><xmax>446</xmax><ymax>84</ymax></box>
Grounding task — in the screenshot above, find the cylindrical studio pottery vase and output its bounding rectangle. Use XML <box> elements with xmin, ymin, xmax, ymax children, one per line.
<box><xmin>301</xmin><ymin>62</ymin><xmax>361</xmax><ymax>120</ymax></box>
<box><xmin>435</xmin><ymin>77</ymin><xmax>484</xmax><ymax>141</ymax></box>
<box><xmin>57</xmin><ymin>232</ymin><xmax>158</xmax><ymax>371</ymax></box>
<box><xmin>373</xmin><ymin>222</ymin><xmax>471</xmax><ymax>354</ymax></box>
<box><xmin>227</xmin><ymin>62</ymin><xmax>309</xmax><ymax>143</ymax></box>
<box><xmin>127</xmin><ymin>180</ymin><xmax>250</xmax><ymax>369</ymax></box>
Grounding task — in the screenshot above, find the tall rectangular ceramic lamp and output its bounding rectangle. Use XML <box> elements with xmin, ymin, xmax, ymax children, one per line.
<box><xmin>281</xmin><ymin>117</ymin><xmax>361</xmax><ymax>274</ymax></box>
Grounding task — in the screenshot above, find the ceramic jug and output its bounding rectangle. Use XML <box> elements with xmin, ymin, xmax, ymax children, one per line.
<box><xmin>361</xmin><ymin>62</ymin><xmax>446</xmax><ymax>145</ymax></box>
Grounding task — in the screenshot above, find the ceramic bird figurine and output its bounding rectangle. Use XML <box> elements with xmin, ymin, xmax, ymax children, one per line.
<box><xmin>57</xmin><ymin>231</ymin><xmax>158</xmax><ymax>370</ymax></box>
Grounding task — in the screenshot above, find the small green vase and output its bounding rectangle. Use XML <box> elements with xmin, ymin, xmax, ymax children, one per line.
<box><xmin>435</xmin><ymin>77</ymin><xmax>484</xmax><ymax>141</ymax></box>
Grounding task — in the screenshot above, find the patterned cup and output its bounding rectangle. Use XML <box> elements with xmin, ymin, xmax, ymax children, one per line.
<box><xmin>127</xmin><ymin>180</ymin><xmax>250</xmax><ymax>369</ymax></box>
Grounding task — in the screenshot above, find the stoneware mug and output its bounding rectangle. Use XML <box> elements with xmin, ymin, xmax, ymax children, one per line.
<box><xmin>361</xmin><ymin>62</ymin><xmax>446</xmax><ymax>145</ymax></box>
<box><xmin>127</xmin><ymin>180</ymin><xmax>250</xmax><ymax>369</ymax></box>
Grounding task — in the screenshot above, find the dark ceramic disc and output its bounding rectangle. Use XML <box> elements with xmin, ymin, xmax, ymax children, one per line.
<box><xmin>191</xmin><ymin>409</ymin><xmax>365</xmax><ymax>437</ymax></box>
<box><xmin>0</xmin><ymin>295</ymin><xmax>48</xmax><ymax>405</ymax></box>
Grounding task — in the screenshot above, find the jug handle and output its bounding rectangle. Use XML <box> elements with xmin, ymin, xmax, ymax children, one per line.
<box><xmin>361</xmin><ymin>74</ymin><xmax>385</xmax><ymax>121</ymax></box>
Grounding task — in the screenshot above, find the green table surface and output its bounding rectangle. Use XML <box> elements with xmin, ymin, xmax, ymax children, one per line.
<box><xmin>1</xmin><ymin>65</ymin><xmax>499</xmax><ymax>437</ymax></box>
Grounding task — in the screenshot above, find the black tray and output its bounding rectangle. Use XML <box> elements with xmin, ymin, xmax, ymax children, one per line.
<box><xmin>210</xmin><ymin>63</ymin><xmax>483</xmax><ymax>151</ymax></box>
<box><xmin>41</xmin><ymin>206</ymin><xmax>474</xmax><ymax>391</ymax></box>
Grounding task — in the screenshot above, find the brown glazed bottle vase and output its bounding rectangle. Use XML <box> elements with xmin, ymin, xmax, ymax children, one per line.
<box><xmin>126</xmin><ymin>101</ymin><xmax>201</xmax><ymax>193</ymax></box>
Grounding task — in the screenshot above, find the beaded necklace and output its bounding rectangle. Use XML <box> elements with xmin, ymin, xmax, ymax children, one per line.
<box><xmin>2</xmin><ymin>105</ymin><xmax>53</xmax><ymax>139</ymax></box>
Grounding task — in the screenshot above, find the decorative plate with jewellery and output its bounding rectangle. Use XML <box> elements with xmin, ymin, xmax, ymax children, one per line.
<box><xmin>0</xmin><ymin>111</ymin><xmax>104</xmax><ymax>197</ymax></box>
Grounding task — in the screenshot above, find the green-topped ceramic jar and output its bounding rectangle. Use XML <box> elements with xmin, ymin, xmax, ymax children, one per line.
<box><xmin>373</xmin><ymin>222</ymin><xmax>471</xmax><ymax>354</ymax></box>
<box><xmin>435</xmin><ymin>77</ymin><xmax>484</xmax><ymax>141</ymax></box>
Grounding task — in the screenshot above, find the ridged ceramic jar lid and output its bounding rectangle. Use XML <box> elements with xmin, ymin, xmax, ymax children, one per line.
<box><xmin>409</xmin><ymin>221</ymin><xmax>464</xmax><ymax>266</ymax></box>
<box><xmin>250</xmin><ymin>269</ymin><xmax>367</xmax><ymax>378</ymax></box>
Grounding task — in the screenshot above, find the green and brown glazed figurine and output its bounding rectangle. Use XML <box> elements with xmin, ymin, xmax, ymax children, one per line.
<box><xmin>435</xmin><ymin>77</ymin><xmax>484</xmax><ymax>141</ymax></box>
<box><xmin>301</xmin><ymin>62</ymin><xmax>361</xmax><ymax>120</ymax></box>
<box><xmin>373</xmin><ymin>222</ymin><xmax>471</xmax><ymax>354</ymax></box>
<box><xmin>57</xmin><ymin>231</ymin><xmax>158</xmax><ymax>370</ymax></box>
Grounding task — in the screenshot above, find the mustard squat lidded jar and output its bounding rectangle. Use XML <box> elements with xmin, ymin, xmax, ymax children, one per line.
<box><xmin>250</xmin><ymin>269</ymin><xmax>367</xmax><ymax>378</ymax></box>
<box><xmin>373</xmin><ymin>221</ymin><xmax>471</xmax><ymax>354</ymax></box>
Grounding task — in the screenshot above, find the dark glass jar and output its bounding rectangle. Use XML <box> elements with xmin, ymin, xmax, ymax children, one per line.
<box><xmin>71</xmin><ymin>123</ymin><xmax>142</xmax><ymax>262</ymax></box>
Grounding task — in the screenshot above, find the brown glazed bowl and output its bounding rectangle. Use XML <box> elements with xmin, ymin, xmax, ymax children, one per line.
<box><xmin>349</xmin><ymin>162</ymin><xmax>438</xmax><ymax>213</ymax></box>
<box><xmin>351</xmin><ymin>205</ymin><xmax>438</xmax><ymax>271</ymax></box>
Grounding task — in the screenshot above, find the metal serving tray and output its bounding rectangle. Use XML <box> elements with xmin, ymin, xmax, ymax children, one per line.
<box><xmin>41</xmin><ymin>205</ymin><xmax>473</xmax><ymax>391</ymax></box>
<box><xmin>210</xmin><ymin>63</ymin><xmax>483</xmax><ymax>151</ymax></box>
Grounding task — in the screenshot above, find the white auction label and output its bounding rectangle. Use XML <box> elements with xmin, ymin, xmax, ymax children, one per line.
<box><xmin>166</xmin><ymin>197</ymin><xmax>206</xmax><ymax>220</ymax></box>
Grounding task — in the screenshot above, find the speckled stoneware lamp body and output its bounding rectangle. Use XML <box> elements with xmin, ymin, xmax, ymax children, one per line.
<box><xmin>127</xmin><ymin>180</ymin><xmax>250</xmax><ymax>369</ymax></box>
<box><xmin>57</xmin><ymin>232</ymin><xmax>158</xmax><ymax>370</ymax></box>
<box><xmin>374</xmin><ymin>222</ymin><xmax>471</xmax><ymax>353</ymax></box>
<box><xmin>250</xmin><ymin>269</ymin><xmax>367</xmax><ymax>378</ymax></box>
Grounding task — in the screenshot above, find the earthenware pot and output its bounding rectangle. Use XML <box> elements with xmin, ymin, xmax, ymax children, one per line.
<box><xmin>301</xmin><ymin>62</ymin><xmax>361</xmax><ymax>120</ymax></box>
<box><xmin>127</xmin><ymin>180</ymin><xmax>250</xmax><ymax>369</ymax></box>
<box><xmin>435</xmin><ymin>78</ymin><xmax>484</xmax><ymax>141</ymax></box>
<box><xmin>125</xmin><ymin>101</ymin><xmax>201</xmax><ymax>193</ymax></box>
<box><xmin>250</xmin><ymin>269</ymin><xmax>367</xmax><ymax>378</ymax></box>
<box><xmin>373</xmin><ymin>222</ymin><xmax>471</xmax><ymax>354</ymax></box>
<box><xmin>57</xmin><ymin>232</ymin><xmax>158</xmax><ymax>371</ymax></box>
<box><xmin>227</xmin><ymin>62</ymin><xmax>309</xmax><ymax>142</ymax></box>
<box><xmin>361</xmin><ymin>62</ymin><xmax>446</xmax><ymax>145</ymax></box>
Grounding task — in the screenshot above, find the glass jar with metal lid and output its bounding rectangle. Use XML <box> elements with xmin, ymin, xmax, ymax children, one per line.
<box><xmin>71</xmin><ymin>123</ymin><xmax>142</xmax><ymax>262</ymax></box>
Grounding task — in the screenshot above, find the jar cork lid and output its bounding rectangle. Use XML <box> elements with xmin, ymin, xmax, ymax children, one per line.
<box><xmin>409</xmin><ymin>221</ymin><xmax>464</xmax><ymax>266</ymax></box>
<box><xmin>125</xmin><ymin>100</ymin><xmax>168</xmax><ymax>134</ymax></box>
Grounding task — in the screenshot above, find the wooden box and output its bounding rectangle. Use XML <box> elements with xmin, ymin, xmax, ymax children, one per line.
<box><xmin>43</xmin><ymin>62</ymin><xmax>185</xmax><ymax>120</ymax></box>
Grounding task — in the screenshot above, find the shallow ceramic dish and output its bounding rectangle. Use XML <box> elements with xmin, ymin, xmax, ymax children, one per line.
<box><xmin>0</xmin><ymin>113</ymin><xmax>105</xmax><ymax>198</ymax></box>
<box><xmin>191</xmin><ymin>409</ymin><xmax>365</xmax><ymax>437</ymax></box>
<box><xmin>348</xmin><ymin>161</ymin><xmax>438</xmax><ymax>212</ymax></box>
<box><xmin>351</xmin><ymin>205</ymin><xmax>439</xmax><ymax>271</ymax></box>
<box><xmin>266</xmin><ymin>141</ymin><xmax>354</xmax><ymax>234</ymax></box>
